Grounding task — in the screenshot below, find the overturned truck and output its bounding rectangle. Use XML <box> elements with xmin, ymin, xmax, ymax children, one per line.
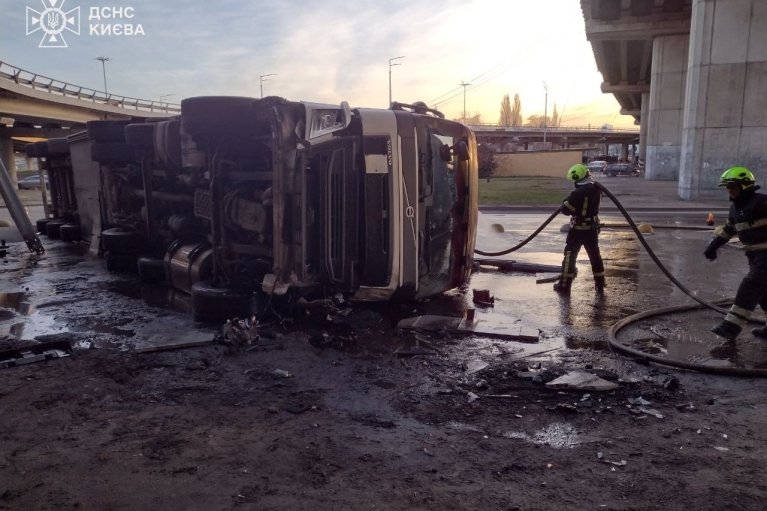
<box><xmin>31</xmin><ymin>97</ymin><xmax>479</xmax><ymax>322</ymax></box>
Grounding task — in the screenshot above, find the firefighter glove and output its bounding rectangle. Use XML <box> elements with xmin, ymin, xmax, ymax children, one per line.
<box><xmin>704</xmin><ymin>236</ymin><xmax>727</xmax><ymax>261</ymax></box>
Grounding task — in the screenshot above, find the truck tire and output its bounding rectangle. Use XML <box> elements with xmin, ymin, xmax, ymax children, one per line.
<box><xmin>35</xmin><ymin>218</ymin><xmax>50</xmax><ymax>233</ymax></box>
<box><xmin>59</xmin><ymin>223</ymin><xmax>81</xmax><ymax>242</ymax></box>
<box><xmin>191</xmin><ymin>280</ymin><xmax>254</xmax><ymax>323</ymax></box>
<box><xmin>45</xmin><ymin>220</ymin><xmax>66</xmax><ymax>239</ymax></box>
<box><xmin>86</xmin><ymin>120</ymin><xmax>132</xmax><ymax>143</ymax></box>
<box><xmin>90</xmin><ymin>142</ymin><xmax>136</xmax><ymax>165</ymax></box>
<box><xmin>125</xmin><ymin>123</ymin><xmax>155</xmax><ymax>148</ymax></box>
<box><xmin>101</xmin><ymin>228</ymin><xmax>142</xmax><ymax>254</ymax></box>
<box><xmin>104</xmin><ymin>251</ymin><xmax>138</xmax><ymax>273</ymax></box>
<box><xmin>181</xmin><ymin>96</ymin><xmax>259</xmax><ymax>138</ymax></box>
<box><xmin>29</xmin><ymin>141</ymin><xmax>49</xmax><ymax>158</ymax></box>
<box><xmin>154</xmin><ymin>120</ymin><xmax>182</xmax><ymax>169</ymax></box>
<box><xmin>137</xmin><ymin>257</ymin><xmax>166</xmax><ymax>283</ymax></box>
<box><xmin>46</xmin><ymin>138</ymin><xmax>70</xmax><ymax>156</ymax></box>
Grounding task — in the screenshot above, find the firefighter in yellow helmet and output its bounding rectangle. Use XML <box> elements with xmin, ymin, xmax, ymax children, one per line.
<box><xmin>553</xmin><ymin>163</ymin><xmax>605</xmax><ymax>294</ymax></box>
<box><xmin>705</xmin><ymin>166</ymin><xmax>767</xmax><ymax>340</ymax></box>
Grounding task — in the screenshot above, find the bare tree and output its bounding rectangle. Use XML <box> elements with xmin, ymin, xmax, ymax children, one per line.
<box><xmin>551</xmin><ymin>104</ymin><xmax>561</xmax><ymax>127</ymax></box>
<box><xmin>525</xmin><ymin>114</ymin><xmax>546</xmax><ymax>128</ymax></box>
<box><xmin>499</xmin><ymin>94</ymin><xmax>513</xmax><ymax>127</ymax></box>
<box><xmin>511</xmin><ymin>93</ymin><xmax>523</xmax><ymax>126</ymax></box>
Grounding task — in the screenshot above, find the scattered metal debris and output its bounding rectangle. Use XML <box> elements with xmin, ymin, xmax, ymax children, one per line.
<box><xmin>545</xmin><ymin>371</ymin><xmax>620</xmax><ymax>391</ymax></box>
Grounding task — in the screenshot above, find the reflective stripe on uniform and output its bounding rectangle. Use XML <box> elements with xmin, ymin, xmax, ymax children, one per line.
<box><xmin>724</xmin><ymin>304</ymin><xmax>752</xmax><ymax>327</ymax></box>
<box><xmin>734</xmin><ymin>217</ymin><xmax>767</xmax><ymax>232</ymax></box>
<box><xmin>582</xmin><ymin>196</ymin><xmax>589</xmax><ymax>217</ymax></box>
<box><xmin>743</xmin><ymin>241</ymin><xmax>767</xmax><ymax>252</ymax></box>
<box><xmin>563</xmin><ymin>201</ymin><xmax>575</xmax><ymax>212</ymax></box>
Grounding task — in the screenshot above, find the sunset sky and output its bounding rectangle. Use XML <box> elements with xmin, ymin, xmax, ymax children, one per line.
<box><xmin>1</xmin><ymin>0</ymin><xmax>637</xmax><ymax>128</ymax></box>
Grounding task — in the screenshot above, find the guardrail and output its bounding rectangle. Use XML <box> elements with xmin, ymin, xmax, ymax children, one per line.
<box><xmin>468</xmin><ymin>123</ymin><xmax>640</xmax><ymax>134</ymax></box>
<box><xmin>0</xmin><ymin>60</ymin><xmax>181</xmax><ymax>115</ymax></box>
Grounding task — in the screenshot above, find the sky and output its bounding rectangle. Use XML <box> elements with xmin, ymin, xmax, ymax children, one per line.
<box><xmin>0</xmin><ymin>0</ymin><xmax>637</xmax><ymax>128</ymax></box>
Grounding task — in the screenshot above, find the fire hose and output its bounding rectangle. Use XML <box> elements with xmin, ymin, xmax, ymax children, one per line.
<box><xmin>474</xmin><ymin>182</ymin><xmax>767</xmax><ymax>376</ymax></box>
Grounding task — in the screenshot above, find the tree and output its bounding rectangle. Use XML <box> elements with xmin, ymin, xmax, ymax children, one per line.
<box><xmin>455</xmin><ymin>113</ymin><xmax>483</xmax><ymax>125</ymax></box>
<box><xmin>499</xmin><ymin>94</ymin><xmax>512</xmax><ymax>127</ymax></box>
<box><xmin>525</xmin><ymin>115</ymin><xmax>546</xmax><ymax>128</ymax></box>
<box><xmin>551</xmin><ymin>104</ymin><xmax>561</xmax><ymax>127</ymax></box>
<box><xmin>477</xmin><ymin>144</ymin><xmax>497</xmax><ymax>180</ymax></box>
<box><xmin>511</xmin><ymin>93</ymin><xmax>523</xmax><ymax>126</ymax></box>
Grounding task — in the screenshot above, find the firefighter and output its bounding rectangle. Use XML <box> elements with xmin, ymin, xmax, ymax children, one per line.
<box><xmin>553</xmin><ymin>163</ymin><xmax>605</xmax><ymax>294</ymax></box>
<box><xmin>705</xmin><ymin>166</ymin><xmax>767</xmax><ymax>340</ymax></box>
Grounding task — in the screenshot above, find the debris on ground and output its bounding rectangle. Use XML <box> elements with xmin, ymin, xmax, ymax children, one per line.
<box><xmin>545</xmin><ymin>370</ymin><xmax>620</xmax><ymax>391</ymax></box>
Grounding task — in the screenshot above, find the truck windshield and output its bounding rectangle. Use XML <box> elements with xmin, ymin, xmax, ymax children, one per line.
<box><xmin>418</xmin><ymin>132</ymin><xmax>458</xmax><ymax>295</ymax></box>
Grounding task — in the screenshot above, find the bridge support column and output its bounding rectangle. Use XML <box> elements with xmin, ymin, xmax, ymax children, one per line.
<box><xmin>639</xmin><ymin>92</ymin><xmax>649</xmax><ymax>165</ymax></box>
<box><xmin>0</xmin><ymin>138</ymin><xmax>15</xmax><ymax>183</ymax></box>
<box><xmin>680</xmin><ymin>0</ymin><xmax>767</xmax><ymax>199</ymax></box>
<box><xmin>646</xmin><ymin>34</ymin><xmax>689</xmax><ymax>181</ymax></box>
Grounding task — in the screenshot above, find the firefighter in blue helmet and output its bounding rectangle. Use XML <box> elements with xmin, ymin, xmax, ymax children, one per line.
<box><xmin>705</xmin><ymin>166</ymin><xmax>767</xmax><ymax>340</ymax></box>
<box><xmin>553</xmin><ymin>164</ymin><xmax>605</xmax><ymax>294</ymax></box>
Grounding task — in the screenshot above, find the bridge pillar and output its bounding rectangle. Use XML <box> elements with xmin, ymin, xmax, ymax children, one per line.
<box><xmin>646</xmin><ymin>34</ymin><xmax>689</xmax><ymax>181</ymax></box>
<box><xmin>0</xmin><ymin>137</ymin><xmax>15</xmax><ymax>182</ymax></box>
<box><xmin>639</xmin><ymin>92</ymin><xmax>649</xmax><ymax>165</ymax></box>
<box><xmin>680</xmin><ymin>0</ymin><xmax>767</xmax><ymax>199</ymax></box>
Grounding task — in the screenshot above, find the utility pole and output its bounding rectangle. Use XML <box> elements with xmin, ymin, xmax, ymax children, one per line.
<box><xmin>543</xmin><ymin>81</ymin><xmax>548</xmax><ymax>148</ymax></box>
<box><xmin>460</xmin><ymin>81</ymin><xmax>471</xmax><ymax>124</ymax></box>
<box><xmin>95</xmin><ymin>56</ymin><xmax>111</xmax><ymax>94</ymax></box>
<box><xmin>259</xmin><ymin>74</ymin><xmax>276</xmax><ymax>98</ymax></box>
<box><xmin>388</xmin><ymin>56</ymin><xmax>405</xmax><ymax>107</ymax></box>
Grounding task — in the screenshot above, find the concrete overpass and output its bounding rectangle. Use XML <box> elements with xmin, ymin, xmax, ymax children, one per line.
<box><xmin>0</xmin><ymin>60</ymin><xmax>178</xmax><ymax>177</ymax></box>
<box><xmin>471</xmin><ymin>124</ymin><xmax>640</xmax><ymax>160</ymax></box>
<box><xmin>582</xmin><ymin>0</ymin><xmax>767</xmax><ymax>199</ymax></box>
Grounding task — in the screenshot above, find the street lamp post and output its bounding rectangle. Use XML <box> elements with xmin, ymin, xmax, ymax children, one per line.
<box><xmin>543</xmin><ymin>81</ymin><xmax>548</xmax><ymax>148</ymax></box>
<box><xmin>460</xmin><ymin>81</ymin><xmax>471</xmax><ymax>124</ymax></box>
<box><xmin>259</xmin><ymin>74</ymin><xmax>276</xmax><ymax>98</ymax></box>
<box><xmin>95</xmin><ymin>56</ymin><xmax>111</xmax><ymax>94</ymax></box>
<box><xmin>388</xmin><ymin>56</ymin><xmax>405</xmax><ymax>107</ymax></box>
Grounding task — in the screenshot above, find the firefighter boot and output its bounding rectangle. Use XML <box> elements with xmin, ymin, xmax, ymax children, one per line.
<box><xmin>553</xmin><ymin>281</ymin><xmax>571</xmax><ymax>295</ymax></box>
<box><xmin>594</xmin><ymin>276</ymin><xmax>605</xmax><ymax>293</ymax></box>
<box><xmin>711</xmin><ymin>320</ymin><xmax>741</xmax><ymax>341</ymax></box>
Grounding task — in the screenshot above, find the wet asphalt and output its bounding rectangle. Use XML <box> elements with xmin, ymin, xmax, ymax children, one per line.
<box><xmin>1</xmin><ymin>177</ymin><xmax>766</xmax><ymax>373</ymax></box>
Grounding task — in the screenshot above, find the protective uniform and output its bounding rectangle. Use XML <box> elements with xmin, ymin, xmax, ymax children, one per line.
<box><xmin>705</xmin><ymin>167</ymin><xmax>767</xmax><ymax>340</ymax></box>
<box><xmin>554</xmin><ymin>164</ymin><xmax>605</xmax><ymax>294</ymax></box>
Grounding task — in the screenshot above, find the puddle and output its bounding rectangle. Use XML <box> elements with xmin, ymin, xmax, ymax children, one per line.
<box><xmin>503</xmin><ymin>422</ymin><xmax>581</xmax><ymax>449</ymax></box>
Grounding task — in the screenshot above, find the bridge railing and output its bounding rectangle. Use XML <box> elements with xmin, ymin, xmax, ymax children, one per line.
<box><xmin>467</xmin><ymin>123</ymin><xmax>639</xmax><ymax>134</ymax></box>
<box><xmin>0</xmin><ymin>60</ymin><xmax>181</xmax><ymax>115</ymax></box>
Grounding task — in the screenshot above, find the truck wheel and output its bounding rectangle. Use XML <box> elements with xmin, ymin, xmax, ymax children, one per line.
<box><xmin>137</xmin><ymin>257</ymin><xmax>166</xmax><ymax>283</ymax></box>
<box><xmin>181</xmin><ymin>96</ymin><xmax>259</xmax><ymax>138</ymax></box>
<box><xmin>46</xmin><ymin>138</ymin><xmax>70</xmax><ymax>156</ymax></box>
<box><xmin>105</xmin><ymin>251</ymin><xmax>138</xmax><ymax>273</ymax></box>
<box><xmin>59</xmin><ymin>223</ymin><xmax>81</xmax><ymax>242</ymax></box>
<box><xmin>101</xmin><ymin>228</ymin><xmax>142</xmax><ymax>254</ymax></box>
<box><xmin>45</xmin><ymin>220</ymin><xmax>66</xmax><ymax>239</ymax></box>
<box><xmin>91</xmin><ymin>142</ymin><xmax>136</xmax><ymax>165</ymax></box>
<box><xmin>86</xmin><ymin>120</ymin><xmax>132</xmax><ymax>143</ymax></box>
<box><xmin>125</xmin><ymin>123</ymin><xmax>155</xmax><ymax>148</ymax></box>
<box><xmin>191</xmin><ymin>280</ymin><xmax>254</xmax><ymax>323</ymax></box>
<box><xmin>35</xmin><ymin>218</ymin><xmax>50</xmax><ymax>233</ymax></box>
<box><xmin>154</xmin><ymin>120</ymin><xmax>182</xmax><ymax>169</ymax></box>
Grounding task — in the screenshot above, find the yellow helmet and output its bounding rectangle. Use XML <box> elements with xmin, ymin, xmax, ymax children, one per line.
<box><xmin>567</xmin><ymin>164</ymin><xmax>589</xmax><ymax>181</ymax></box>
<box><xmin>718</xmin><ymin>166</ymin><xmax>755</xmax><ymax>188</ymax></box>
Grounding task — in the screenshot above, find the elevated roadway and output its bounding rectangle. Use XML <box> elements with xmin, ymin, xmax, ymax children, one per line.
<box><xmin>581</xmin><ymin>0</ymin><xmax>767</xmax><ymax>200</ymax></box>
<box><xmin>0</xmin><ymin>60</ymin><xmax>178</xmax><ymax>177</ymax></box>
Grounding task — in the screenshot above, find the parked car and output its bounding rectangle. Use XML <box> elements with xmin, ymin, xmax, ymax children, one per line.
<box><xmin>603</xmin><ymin>163</ymin><xmax>639</xmax><ymax>177</ymax></box>
<box><xmin>17</xmin><ymin>174</ymin><xmax>48</xmax><ymax>190</ymax></box>
<box><xmin>586</xmin><ymin>160</ymin><xmax>607</xmax><ymax>173</ymax></box>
